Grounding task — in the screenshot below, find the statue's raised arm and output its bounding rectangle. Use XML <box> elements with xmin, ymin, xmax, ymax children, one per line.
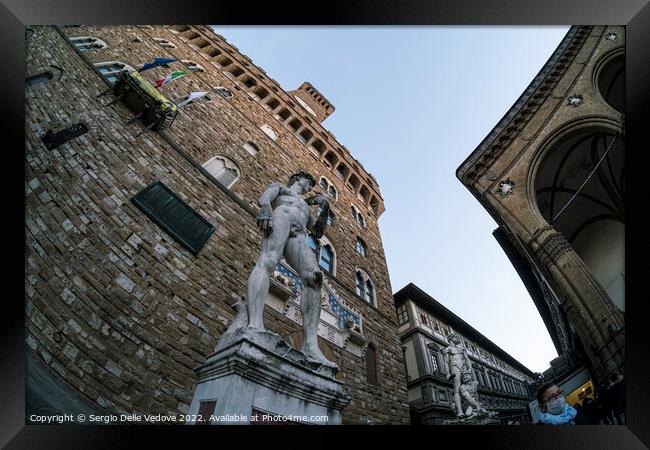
<box><xmin>305</xmin><ymin>192</ymin><xmax>330</xmax><ymax>239</ymax></box>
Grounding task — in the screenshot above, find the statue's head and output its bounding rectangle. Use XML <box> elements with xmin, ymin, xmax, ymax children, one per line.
<box><xmin>461</xmin><ymin>371</ymin><xmax>473</xmax><ymax>383</ymax></box>
<box><xmin>447</xmin><ymin>333</ymin><xmax>461</xmax><ymax>344</ymax></box>
<box><xmin>288</xmin><ymin>170</ymin><xmax>316</xmax><ymax>194</ymax></box>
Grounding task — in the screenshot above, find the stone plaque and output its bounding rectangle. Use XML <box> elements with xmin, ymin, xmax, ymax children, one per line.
<box><xmin>131</xmin><ymin>180</ymin><xmax>215</xmax><ymax>255</ymax></box>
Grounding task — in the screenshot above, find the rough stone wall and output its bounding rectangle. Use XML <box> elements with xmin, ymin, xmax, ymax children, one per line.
<box><xmin>25</xmin><ymin>25</ymin><xmax>409</xmax><ymax>424</ymax></box>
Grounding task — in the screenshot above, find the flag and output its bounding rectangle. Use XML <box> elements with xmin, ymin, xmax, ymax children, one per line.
<box><xmin>177</xmin><ymin>91</ymin><xmax>209</xmax><ymax>108</ymax></box>
<box><xmin>155</xmin><ymin>71</ymin><xmax>189</xmax><ymax>89</ymax></box>
<box><xmin>138</xmin><ymin>57</ymin><xmax>177</xmax><ymax>72</ymax></box>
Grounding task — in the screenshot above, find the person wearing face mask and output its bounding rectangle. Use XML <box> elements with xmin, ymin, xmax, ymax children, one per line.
<box><xmin>536</xmin><ymin>382</ymin><xmax>591</xmax><ymax>425</ymax></box>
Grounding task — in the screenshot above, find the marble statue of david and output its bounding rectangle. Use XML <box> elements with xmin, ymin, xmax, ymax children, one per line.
<box><xmin>242</xmin><ymin>170</ymin><xmax>335</xmax><ymax>367</ymax></box>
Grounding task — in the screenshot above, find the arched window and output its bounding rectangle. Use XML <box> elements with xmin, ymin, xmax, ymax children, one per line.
<box><xmin>26</xmin><ymin>71</ymin><xmax>53</xmax><ymax>87</ymax></box>
<box><xmin>214</xmin><ymin>86</ymin><xmax>233</xmax><ymax>99</ymax></box>
<box><xmin>351</xmin><ymin>205</ymin><xmax>365</xmax><ymax>228</ymax></box>
<box><xmin>364</xmin><ymin>279</ymin><xmax>374</xmax><ymax>303</ymax></box>
<box><xmin>307</xmin><ymin>234</ymin><xmax>319</xmax><ymax>253</ymax></box>
<box><xmin>260</xmin><ymin>124</ymin><xmax>277</xmax><ymax>141</ymax></box>
<box><xmin>70</xmin><ymin>36</ymin><xmax>107</xmax><ymax>52</ymax></box>
<box><xmin>153</xmin><ymin>37</ymin><xmax>176</xmax><ymax>48</ymax></box>
<box><xmin>365</xmin><ymin>344</ymin><xmax>378</xmax><ymax>384</ymax></box>
<box><xmin>355</xmin><ymin>237</ymin><xmax>367</xmax><ymax>258</ymax></box>
<box><xmin>242</xmin><ymin>141</ymin><xmax>259</xmax><ymax>157</ymax></box>
<box><xmin>354</xmin><ymin>268</ymin><xmax>375</xmax><ymax>305</ymax></box>
<box><xmin>94</xmin><ymin>61</ymin><xmax>134</xmax><ymax>85</ymax></box>
<box><xmin>316</xmin><ymin>205</ymin><xmax>334</xmax><ymax>226</ymax></box>
<box><xmin>306</xmin><ymin>234</ymin><xmax>336</xmax><ymax>276</ymax></box>
<box><xmin>202</xmin><ymin>154</ymin><xmax>240</xmax><ymax>188</ymax></box>
<box><xmin>355</xmin><ymin>272</ymin><xmax>364</xmax><ymax>297</ymax></box>
<box><xmin>182</xmin><ymin>60</ymin><xmax>205</xmax><ymax>73</ymax></box>
<box><xmin>320</xmin><ymin>244</ymin><xmax>334</xmax><ymax>274</ymax></box>
<box><xmin>319</xmin><ymin>177</ymin><xmax>337</xmax><ymax>200</ymax></box>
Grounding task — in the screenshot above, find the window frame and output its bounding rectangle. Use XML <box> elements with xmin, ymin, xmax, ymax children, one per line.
<box><xmin>94</xmin><ymin>61</ymin><xmax>134</xmax><ymax>85</ymax></box>
<box><xmin>307</xmin><ymin>234</ymin><xmax>336</xmax><ymax>276</ymax></box>
<box><xmin>70</xmin><ymin>36</ymin><xmax>108</xmax><ymax>52</ymax></box>
<box><xmin>355</xmin><ymin>237</ymin><xmax>368</xmax><ymax>258</ymax></box>
<box><xmin>181</xmin><ymin>59</ymin><xmax>206</xmax><ymax>73</ymax></box>
<box><xmin>396</xmin><ymin>304</ymin><xmax>409</xmax><ymax>325</ymax></box>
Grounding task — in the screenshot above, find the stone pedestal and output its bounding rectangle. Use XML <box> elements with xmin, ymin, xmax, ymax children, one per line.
<box><xmin>442</xmin><ymin>410</ymin><xmax>500</xmax><ymax>425</ymax></box>
<box><xmin>187</xmin><ymin>328</ymin><xmax>350</xmax><ymax>425</ymax></box>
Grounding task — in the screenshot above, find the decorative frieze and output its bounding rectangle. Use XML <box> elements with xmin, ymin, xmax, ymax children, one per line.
<box><xmin>268</xmin><ymin>262</ymin><xmax>365</xmax><ymax>356</ymax></box>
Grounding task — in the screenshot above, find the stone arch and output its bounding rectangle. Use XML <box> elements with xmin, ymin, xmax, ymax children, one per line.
<box><xmin>526</xmin><ymin>116</ymin><xmax>622</xmax><ymax>219</ymax></box>
<box><xmin>592</xmin><ymin>49</ymin><xmax>625</xmax><ymax>115</ymax></box>
<box><xmin>531</xmin><ymin>122</ymin><xmax>624</xmax><ymax>311</ymax></box>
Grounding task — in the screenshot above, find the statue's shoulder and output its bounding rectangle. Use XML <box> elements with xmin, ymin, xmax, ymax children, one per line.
<box><xmin>268</xmin><ymin>181</ymin><xmax>291</xmax><ymax>194</ymax></box>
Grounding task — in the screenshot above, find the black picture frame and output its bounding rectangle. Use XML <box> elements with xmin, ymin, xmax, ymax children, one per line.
<box><xmin>6</xmin><ymin>0</ymin><xmax>649</xmax><ymax>448</ymax></box>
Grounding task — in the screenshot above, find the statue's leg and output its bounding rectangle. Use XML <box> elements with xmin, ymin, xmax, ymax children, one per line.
<box><xmin>452</xmin><ymin>368</ymin><xmax>464</xmax><ymax>416</ymax></box>
<box><xmin>245</xmin><ymin>215</ymin><xmax>290</xmax><ymax>330</ymax></box>
<box><xmin>284</xmin><ymin>235</ymin><xmax>335</xmax><ymax>367</ymax></box>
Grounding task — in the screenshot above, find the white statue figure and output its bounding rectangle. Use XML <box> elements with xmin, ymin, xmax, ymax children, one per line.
<box><xmin>238</xmin><ymin>170</ymin><xmax>334</xmax><ymax>367</ymax></box>
<box><xmin>459</xmin><ymin>372</ymin><xmax>487</xmax><ymax>417</ymax></box>
<box><xmin>442</xmin><ymin>333</ymin><xmax>474</xmax><ymax>417</ymax></box>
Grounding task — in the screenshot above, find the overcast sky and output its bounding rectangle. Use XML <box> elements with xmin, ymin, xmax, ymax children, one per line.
<box><xmin>212</xmin><ymin>26</ymin><xmax>570</xmax><ymax>373</ymax></box>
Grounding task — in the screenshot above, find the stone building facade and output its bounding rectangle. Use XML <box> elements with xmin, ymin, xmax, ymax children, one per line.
<box><xmin>394</xmin><ymin>284</ymin><xmax>535</xmax><ymax>425</ymax></box>
<box><xmin>25</xmin><ymin>25</ymin><xmax>409</xmax><ymax>424</ymax></box>
<box><xmin>456</xmin><ymin>25</ymin><xmax>625</xmax><ymax>388</ymax></box>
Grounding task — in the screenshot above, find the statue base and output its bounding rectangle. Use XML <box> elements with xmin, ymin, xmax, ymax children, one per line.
<box><xmin>442</xmin><ymin>410</ymin><xmax>500</xmax><ymax>425</ymax></box>
<box><xmin>186</xmin><ymin>328</ymin><xmax>350</xmax><ymax>425</ymax></box>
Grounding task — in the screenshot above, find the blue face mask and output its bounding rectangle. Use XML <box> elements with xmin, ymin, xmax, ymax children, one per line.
<box><xmin>546</xmin><ymin>396</ymin><xmax>566</xmax><ymax>415</ymax></box>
